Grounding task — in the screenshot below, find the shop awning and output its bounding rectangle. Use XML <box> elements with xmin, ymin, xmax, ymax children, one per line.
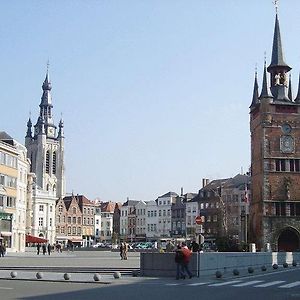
<box><xmin>25</xmin><ymin>234</ymin><xmax>48</xmax><ymax>243</ymax></box>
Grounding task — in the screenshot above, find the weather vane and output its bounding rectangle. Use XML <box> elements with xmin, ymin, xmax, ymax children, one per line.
<box><xmin>273</xmin><ymin>0</ymin><xmax>279</xmax><ymax>14</ymax></box>
<box><xmin>47</xmin><ymin>59</ymin><xmax>50</xmax><ymax>73</ymax></box>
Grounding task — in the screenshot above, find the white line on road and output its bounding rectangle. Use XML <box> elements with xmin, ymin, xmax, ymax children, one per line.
<box><xmin>188</xmin><ymin>282</ymin><xmax>209</xmax><ymax>286</ymax></box>
<box><xmin>254</xmin><ymin>280</ymin><xmax>285</xmax><ymax>287</ymax></box>
<box><xmin>279</xmin><ymin>281</ymin><xmax>300</xmax><ymax>288</ymax></box>
<box><xmin>232</xmin><ymin>280</ymin><xmax>263</xmax><ymax>287</ymax></box>
<box><xmin>208</xmin><ymin>280</ymin><xmax>242</xmax><ymax>287</ymax></box>
<box><xmin>0</xmin><ymin>287</ymin><xmax>13</xmax><ymax>290</ymax></box>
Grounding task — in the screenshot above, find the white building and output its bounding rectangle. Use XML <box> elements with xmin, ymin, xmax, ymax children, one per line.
<box><xmin>135</xmin><ymin>201</ymin><xmax>147</xmax><ymax>239</ymax></box>
<box><xmin>94</xmin><ymin>206</ymin><xmax>102</xmax><ymax>243</ymax></box>
<box><xmin>145</xmin><ymin>200</ymin><xmax>158</xmax><ymax>239</ymax></box>
<box><xmin>156</xmin><ymin>192</ymin><xmax>178</xmax><ymax>237</ymax></box>
<box><xmin>14</xmin><ymin>141</ymin><xmax>30</xmax><ymax>252</ymax></box>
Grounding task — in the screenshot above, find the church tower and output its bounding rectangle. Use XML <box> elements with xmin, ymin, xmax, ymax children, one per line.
<box><xmin>25</xmin><ymin>68</ymin><xmax>65</xmax><ymax>243</ymax></box>
<box><xmin>250</xmin><ymin>9</ymin><xmax>300</xmax><ymax>251</ymax></box>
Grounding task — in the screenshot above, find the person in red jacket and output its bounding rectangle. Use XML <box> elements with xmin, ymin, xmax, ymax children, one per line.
<box><xmin>181</xmin><ymin>242</ymin><xmax>193</xmax><ymax>279</ymax></box>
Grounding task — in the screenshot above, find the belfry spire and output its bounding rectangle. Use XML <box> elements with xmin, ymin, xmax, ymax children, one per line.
<box><xmin>267</xmin><ymin>5</ymin><xmax>291</xmax><ymax>101</ymax></box>
<box><xmin>250</xmin><ymin>70</ymin><xmax>259</xmax><ymax>108</ymax></box>
<box><xmin>259</xmin><ymin>59</ymin><xmax>273</xmax><ymax>99</ymax></box>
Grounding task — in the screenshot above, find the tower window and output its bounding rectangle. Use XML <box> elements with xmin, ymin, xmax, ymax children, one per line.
<box><xmin>275</xmin><ymin>159</ymin><xmax>286</xmax><ymax>172</ymax></box>
<box><xmin>52</xmin><ymin>152</ymin><xmax>56</xmax><ymax>174</ymax></box>
<box><xmin>46</xmin><ymin>150</ymin><xmax>50</xmax><ymax>174</ymax></box>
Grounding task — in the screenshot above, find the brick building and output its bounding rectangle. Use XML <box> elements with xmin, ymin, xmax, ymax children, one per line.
<box><xmin>250</xmin><ymin>11</ymin><xmax>300</xmax><ymax>251</ymax></box>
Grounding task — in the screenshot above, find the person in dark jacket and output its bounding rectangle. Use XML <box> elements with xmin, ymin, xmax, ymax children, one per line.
<box><xmin>37</xmin><ymin>243</ymin><xmax>41</xmax><ymax>255</ymax></box>
<box><xmin>174</xmin><ymin>245</ymin><xmax>185</xmax><ymax>279</ymax></box>
<box><xmin>42</xmin><ymin>243</ymin><xmax>47</xmax><ymax>255</ymax></box>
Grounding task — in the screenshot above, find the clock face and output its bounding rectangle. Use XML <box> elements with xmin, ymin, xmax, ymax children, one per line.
<box><xmin>48</xmin><ymin>127</ymin><xmax>54</xmax><ymax>136</ymax></box>
<box><xmin>280</xmin><ymin>135</ymin><xmax>294</xmax><ymax>153</ymax></box>
<box><xmin>282</xmin><ymin>123</ymin><xmax>292</xmax><ymax>134</ymax></box>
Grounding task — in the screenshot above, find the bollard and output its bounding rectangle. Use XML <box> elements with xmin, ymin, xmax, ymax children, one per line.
<box><xmin>10</xmin><ymin>271</ymin><xmax>17</xmax><ymax>279</ymax></box>
<box><xmin>93</xmin><ymin>273</ymin><xmax>101</xmax><ymax>281</ymax></box>
<box><xmin>292</xmin><ymin>261</ymin><xmax>297</xmax><ymax>267</ymax></box>
<box><xmin>233</xmin><ymin>269</ymin><xmax>239</xmax><ymax>276</ymax></box>
<box><xmin>215</xmin><ymin>271</ymin><xmax>222</xmax><ymax>278</ymax></box>
<box><xmin>36</xmin><ymin>272</ymin><xmax>43</xmax><ymax>279</ymax></box>
<box><xmin>113</xmin><ymin>271</ymin><xmax>121</xmax><ymax>279</ymax></box>
<box><xmin>248</xmin><ymin>267</ymin><xmax>254</xmax><ymax>274</ymax></box>
<box><xmin>283</xmin><ymin>262</ymin><xmax>288</xmax><ymax>268</ymax></box>
<box><xmin>261</xmin><ymin>265</ymin><xmax>267</xmax><ymax>271</ymax></box>
<box><xmin>273</xmin><ymin>264</ymin><xmax>278</xmax><ymax>269</ymax></box>
<box><xmin>63</xmin><ymin>273</ymin><xmax>71</xmax><ymax>280</ymax></box>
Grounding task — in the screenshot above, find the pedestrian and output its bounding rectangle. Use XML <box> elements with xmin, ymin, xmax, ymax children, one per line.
<box><xmin>181</xmin><ymin>242</ymin><xmax>193</xmax><ymax>279</ymax></box>
<box><xmin>0</xmin><ymin>244</ymin><xmax>5</xmax><ymax>257</ymax></box>
<box><xmin>119</xmin><ymin>243</ymin><xmax>124</xmax><ymax>260</ymax></box>
<box><xmin>42</xmin><ymin>243</ymin><xmax>46</xmax><ymax>255</ymax></box>
<box><xmin>174</xmin><ymin>245</ymin><xmax>184</xmax><ymax>280</ymax></box>
<box><xmin>124</xmin><ymin>242</ymin><xmax>128</xmax><ymax>260</ymax></box>
<box><xmin>37</xmin><ymin>243</ymin><xmax>41</xmax><ymax>255</ymax></box>
<box><xmin>47</xmin><ymin>243</ymin><xmax>51</xmax><ymax>255</ymax></box>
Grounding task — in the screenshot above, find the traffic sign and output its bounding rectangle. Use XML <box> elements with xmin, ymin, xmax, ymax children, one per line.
<box><xmin>195</xmin><ymin>216</ymin><xmax>203</xmax><ymax>225</ymax></box>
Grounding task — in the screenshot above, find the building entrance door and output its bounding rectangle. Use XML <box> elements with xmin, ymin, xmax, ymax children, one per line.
<box><xmin>278</xmin><ymin>228</ymin><xmax>300</xmax><ymax>252</ymax></box>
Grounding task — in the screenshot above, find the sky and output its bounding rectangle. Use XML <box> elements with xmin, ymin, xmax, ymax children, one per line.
<box><xmin>1</xmin><ymin>0</ymin><xmax>300</xmax><ymax>203</ymax></box>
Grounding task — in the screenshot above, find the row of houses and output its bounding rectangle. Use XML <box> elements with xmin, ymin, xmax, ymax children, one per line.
<box><xmin>0</xmin><ymin>131</ymin><xmax>250</xmax><ymax>251</ymax></box>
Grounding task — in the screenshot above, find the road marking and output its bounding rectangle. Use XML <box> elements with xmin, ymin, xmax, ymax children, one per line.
<box><xmin>254</xmin><ymin>280</ymin><xmax>285</xmax><ymax>287</ymax></box>
<box><xmin>232</xmin><ymin>280</ymin><xmax>263</xmax><ymax>287</ymax></box>
<box><xmin>279</xmin><ymin>281</ymin><xmax>300</xmax><ymax>288</ymax></box>
<box><xmin>208</xmin><ymin>280</ymin><xmax>242</xmax><ymax>287</ymax></box>
<box><xmin>188</xmin><ymin>282</ymin><xmax>209</xmax><ymax>286</ymax></box>
<box><xmin>165</xmin><ymin>283</ymin><xmax>180</xmax><ymax>286</ymax></box>
<box><xmin>0</xmin><ymin>287</ymin><xmax>13</xmax><ymax>290</ymax></box>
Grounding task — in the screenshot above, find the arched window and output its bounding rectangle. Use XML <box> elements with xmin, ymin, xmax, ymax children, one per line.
<box><xmin>53</xmin><ymin>184</ymin><xmax>56</xmax><ymax>192</ymax></box>
<box><xmin>52</xmin><ymin>152</ymin><xmax>56</xmax><ymax>174</ymax></box>
<box><xmin>46</xmin><ymin>150</ymin><xmax>50</xmax><ymax>174</ymax></box>
<box><xmin>46</xmin><ymin>184</ymin><xmax>49</xmax><ymax>191</ymax></box>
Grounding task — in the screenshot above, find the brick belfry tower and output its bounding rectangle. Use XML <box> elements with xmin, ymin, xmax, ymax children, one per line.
<box><xmin>25</xmin><ymin>68</ymin><xmax>65</xmax><ymax>243</ymax></box>
<box><xmin>249</xmin><ymin>9</ymin><xmax>300</xmax><ymax>252</ymax></box>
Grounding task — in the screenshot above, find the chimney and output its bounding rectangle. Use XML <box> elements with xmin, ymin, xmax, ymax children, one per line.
<box><xmin>180</xmin><ymin>187</ymin><xmax>184</xmax><ymax>196</ymax></box>
<box><xmin>202</xmin><ymin>178</ymin><xmax>210</xmax><ymax>188</ymax></box>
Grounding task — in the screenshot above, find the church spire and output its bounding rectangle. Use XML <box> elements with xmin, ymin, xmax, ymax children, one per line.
<box><xmin>39</xmin><ymin>63</ymin><xmax>53</xmax><ymax>124</ymax></box>
<box><xmin>250</xmin><ymin>70</ymin><xmax>259</xmax><ymax>109</ymax></box>
<box><xmin>259</xmin><ymin>60</ymin><xmax>273</xmax><ymax>99</ymax></box>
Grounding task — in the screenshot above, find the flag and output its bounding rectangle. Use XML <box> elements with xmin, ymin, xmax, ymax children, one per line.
<box><xmin>244</xmin><ymin>184</ymin><xmax>249</xmax><ymax>204</ymax></box>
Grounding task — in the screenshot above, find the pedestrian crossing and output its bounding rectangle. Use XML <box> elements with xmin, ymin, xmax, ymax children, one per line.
<box><xmin>165</xmin><ymin>279</ymin><xmax>300</xmax><ymax>289</ymax></box>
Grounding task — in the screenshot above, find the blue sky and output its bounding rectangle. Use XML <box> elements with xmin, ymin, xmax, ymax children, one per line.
<box><xmin>1</xmin><ymin>1</ymin><xmax>300</xmax><ymax>202</ymax></box>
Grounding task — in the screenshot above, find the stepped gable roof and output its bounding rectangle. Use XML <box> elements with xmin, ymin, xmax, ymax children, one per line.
<box><xmin>63</xmin><ymin>194</ymin><xmax>93</xmax><ymax>210</ymax></box>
